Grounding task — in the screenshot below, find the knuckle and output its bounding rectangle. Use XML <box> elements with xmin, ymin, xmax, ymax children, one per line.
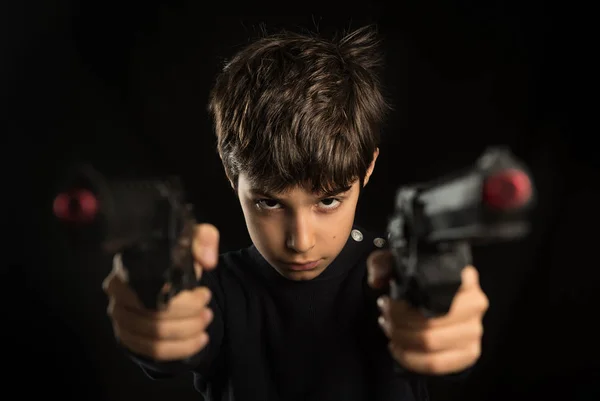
<box><xmin>479</xmin><ymin>292</ymin><xmax>490</xmax><ymax>312</ymax></box>
<box><xmin>185</xmin><ymin>334</ymin><xmax>207</xmax><ymax>357</ymax></box>
<box><xmin>423</xmin><ymin>356</ymin><xmax>443</xmax><ymax>374</ymax></box>
<box><xmin>469</xmin><ymin>342</ymin><xmax>482</xmax><ymax>360</ymax></box>
<box><xmin>110</xmin><ymin>321</ymin><xmax>121</xmax><ymax>338</ymax></box>
<box><xmin>474</xmin><ymin>321</ymin><xmax>484</xmax><ymax>340</ymax></box>
<box><xmin>195</xmin><ymin>333</ymin><xmax>208</xmax><ymax>351</ymax></box>
<box><xmin>106</xmin><ymin>300</ymin><xmax>115</xmax><ymax>317</ymax></box>
<box><xmin>201</xmin><ymin>308</ymin><xmax>214</xmax><ymax>326</ymax></box>
<box><xmin>153</xmin><ymin>322</ymin><xmax>171</xmax><ymax>339</ymax></box>
<box><xmin>198</xmin><ymin>287</ymin><xmax>212</xmax><ymax>304</ymax></box>
<box><xmin>101</xmin><ymin>278</ymin><xmax>110</xmax><ymax>293</ymax></box>
<box><xmin>148</xmin><ymin>342</ymin><xmax>168</xmax><ymax>360</ymax></box>
<box><xmin>418</xmin><ymin>330</ymin><xmax>437</xmax><ymax>351</ymax></box>
<box><xmin>378</xmin><ymin>316</ymin><xmax>391</xmax><ymax>337</ymax></box>
<box><xmin>390</xmin><ymin>343</ymin><xmax>404</xmax><ymax>361</ymax></box>
<box><xmin>102</xmin><ymin>274</ymin><xmax>117</xmax><ymax>294</ymax></box>
<box><xmin>109</xmin><ymin>307</ymin><xmax>128</xmax><ymax>326</ymax></box>
<box><xmin>193</xmin><ymin>318</ymin><xmax>206</xmax><ymax>334</ymax></box>
<box><xmin>107</xmin><ymin>312</ymin><xmax>120</xmax><ymax>325</ymax></box>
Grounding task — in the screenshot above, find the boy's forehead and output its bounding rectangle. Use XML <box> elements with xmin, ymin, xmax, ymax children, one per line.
<box><xmin>238</xmin><ymin>173</ymin><xmax>357</xmax><ymax>197</ymax></box>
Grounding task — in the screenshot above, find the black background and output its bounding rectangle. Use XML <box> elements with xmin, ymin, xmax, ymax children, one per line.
<box><xmin>5</xmin><ymin>2</ymin><xmax>598</xmax><ymax>401</ymax></box>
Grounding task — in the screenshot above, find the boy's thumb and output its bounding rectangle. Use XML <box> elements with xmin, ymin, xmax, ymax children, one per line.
<box><xmin>192</xmin><ymin>223</ymin><xmax>220</xmax><ymax>278</ymax></box>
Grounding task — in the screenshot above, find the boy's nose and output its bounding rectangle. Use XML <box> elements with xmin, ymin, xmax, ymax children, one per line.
<box><xmin>286</xmin><ymin>214</ymin><xmax>315</xmax><ymax>253</ymax></box>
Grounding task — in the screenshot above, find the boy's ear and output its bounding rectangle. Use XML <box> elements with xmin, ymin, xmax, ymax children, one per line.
<box><xmin>363</xmin><ymin>148</ymin><xmax>380</xmax><ymax>187</ymax></box>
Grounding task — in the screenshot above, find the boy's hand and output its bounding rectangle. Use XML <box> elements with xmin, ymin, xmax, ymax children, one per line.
<box><xmin>103</xmin><ymin>223</ymin><xmax>220</xmax><ymax>361</ymax></box>
<box><xmin>367</xmin><ymin>249</ymin><xmax>489</xmax><ymax>375</ymax></box>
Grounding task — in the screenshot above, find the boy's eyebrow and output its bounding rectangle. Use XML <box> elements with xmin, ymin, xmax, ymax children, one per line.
<box><xmin>320</xmin><ymin>186</ymin><xmax>351</xmax><ymax>197</ymax></box>
<box><xmin>249</xmin><ymin>189</ymin><xmax>280</xmax><ymax>199</ymax></box>
<box><xmin>249</xmin><ymin>186</ymin><xmax>351</xmax><ymax>199</ymax></box>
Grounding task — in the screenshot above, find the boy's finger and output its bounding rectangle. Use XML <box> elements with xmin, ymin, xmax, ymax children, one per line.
<box><xmin>192</xmin><ymin>224</ymin><xmax>220</xmax><ymax>275</ymax></box>
<box><xmin>103</xmin><ymin>272</ymin><xmax>144</xmax><ymax>310</ymax></box>
<box><xmin>367</xmin><ymin>249</ymin><xmax>395</xmax><ymax>289</ymax></box>
<box><xmin>458</xmin><ymin>266</ymin><xmax>480</xmax><ymax>292</ymax></box>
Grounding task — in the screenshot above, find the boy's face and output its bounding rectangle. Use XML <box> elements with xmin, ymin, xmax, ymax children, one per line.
<box><xmin>235</xmin><ymin>150</ymin><xmax>378</xmax><ymax>281</ymax></box>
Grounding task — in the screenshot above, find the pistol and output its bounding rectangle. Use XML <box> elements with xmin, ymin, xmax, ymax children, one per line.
<box><xmin>386</xmin><ymin>147</ymin><xmax>536</xmax><ymax>317</ymax></box>
<box><xmin>53</xmin><ymin>166</ymin><xmax>198</xmax><ymax>310</ymax></box>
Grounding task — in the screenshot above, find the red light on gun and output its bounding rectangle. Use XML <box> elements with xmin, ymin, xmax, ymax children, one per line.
<box><xmin>483</xmin><ymin>169</ymin><xmax>532</xmax><ymax>210</ymax></box>
<box><xmin>53</xmin><ymin>189</ymin><xmax>99</xmax><ymax>223</ymax></box>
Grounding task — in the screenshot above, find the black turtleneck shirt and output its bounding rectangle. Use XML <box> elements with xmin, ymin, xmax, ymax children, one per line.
<box><xmin>128</xmin><ymin>227</ymin><xmax>438</xmax><ymax>401</ymax></box>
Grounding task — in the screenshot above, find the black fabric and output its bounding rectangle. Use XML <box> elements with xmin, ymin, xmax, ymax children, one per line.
<box><xmin>129</xmin><ymin>226</ymin><xmax>459</xmax><ymax>401</ymax></box>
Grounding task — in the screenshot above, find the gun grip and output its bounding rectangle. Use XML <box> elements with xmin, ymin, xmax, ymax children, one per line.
<box><xmin>402</xmin><ymin>242</ymin><xmax>472</xmax><ymax>317</ymax></box>
<box><xmin>121</xmin><ymin>243</ymin><xmax>172</xmax><ymax>310</ymax></box>
<box><xmin>161</xmin><ymin>257</ymin><xmax>198</xmax><ymax>306</ymax></box>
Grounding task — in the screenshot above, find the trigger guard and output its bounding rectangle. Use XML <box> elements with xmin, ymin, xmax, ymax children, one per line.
<box><xmin>409</xmin><ymin>242</ymin><xmax>472</xmax><ymax>316</ymax></box>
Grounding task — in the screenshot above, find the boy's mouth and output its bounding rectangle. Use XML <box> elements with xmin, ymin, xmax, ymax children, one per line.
<box><xmin>282</xmin><ymin>259</ymin><xmax>322</xmax><ymax>271</ymax></box>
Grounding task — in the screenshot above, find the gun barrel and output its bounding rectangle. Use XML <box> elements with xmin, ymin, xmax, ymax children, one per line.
<box><xmin>393</xmin><ymin>147</ymin><xmax>536</xmax><ymax>245</ymax></box>
<box><xmin>387</xmin><ymin>147</ymin><xmax>536</xmax><ymax>315</ymax></box>
<box><xmin>52</xmin><ymin>166</ymin><xmax>186</xmax><ymax>253</ymax></box>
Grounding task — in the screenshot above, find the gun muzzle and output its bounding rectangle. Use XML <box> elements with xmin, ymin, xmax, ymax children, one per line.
<box><xmin>482</xmin><ymin>169</ymin><xmax>532</xmax><ymax>210</ymax></box>
<box><xmin>53</xmin><ymin>189</ymin><xmax>99</xmax><ymax>223</ymax></box>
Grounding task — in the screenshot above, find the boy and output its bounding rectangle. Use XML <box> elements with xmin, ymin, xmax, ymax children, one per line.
<box><xmin>103</xmin><ymin>26</ymin><xmax>489</xmax><ymax>400</ymax></box>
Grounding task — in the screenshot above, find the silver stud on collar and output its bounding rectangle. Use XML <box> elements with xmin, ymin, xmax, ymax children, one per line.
<box><xmin>351</xmin><ymin>229</ymin><xmax>363</xmax><ymax>242</ymax></box>
<box><xmin>373</xmin><ymin>237</ymin><xmax>386</xmax><ymax>248</ymax></box>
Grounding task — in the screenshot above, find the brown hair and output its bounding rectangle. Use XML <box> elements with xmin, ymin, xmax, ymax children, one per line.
<box><xmin>208</xmin><ymin>25</ymin><xmax>390</xmax><ymax>195</ymax></box>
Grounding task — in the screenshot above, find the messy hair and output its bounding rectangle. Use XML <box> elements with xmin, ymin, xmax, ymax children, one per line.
<box><xmin>208</xmin><ymin>25</ymin><xmax>390</xmax><ymax>195</ymax></box>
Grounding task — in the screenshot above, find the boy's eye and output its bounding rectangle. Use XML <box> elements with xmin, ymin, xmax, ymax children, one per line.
<box><xmin>319</xmin><ymin>198</ymin><xmax>341</xmax><ymax>209</ymax></box>
<box><xmin>255</xmin><ymin>198</ymin><xmax>342</xmax><ymax>211</ymax></box>
<box><xmin>256</xmin><ymin>199</ymin><xmax>281</xmax><ymax>210</ymax></box>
